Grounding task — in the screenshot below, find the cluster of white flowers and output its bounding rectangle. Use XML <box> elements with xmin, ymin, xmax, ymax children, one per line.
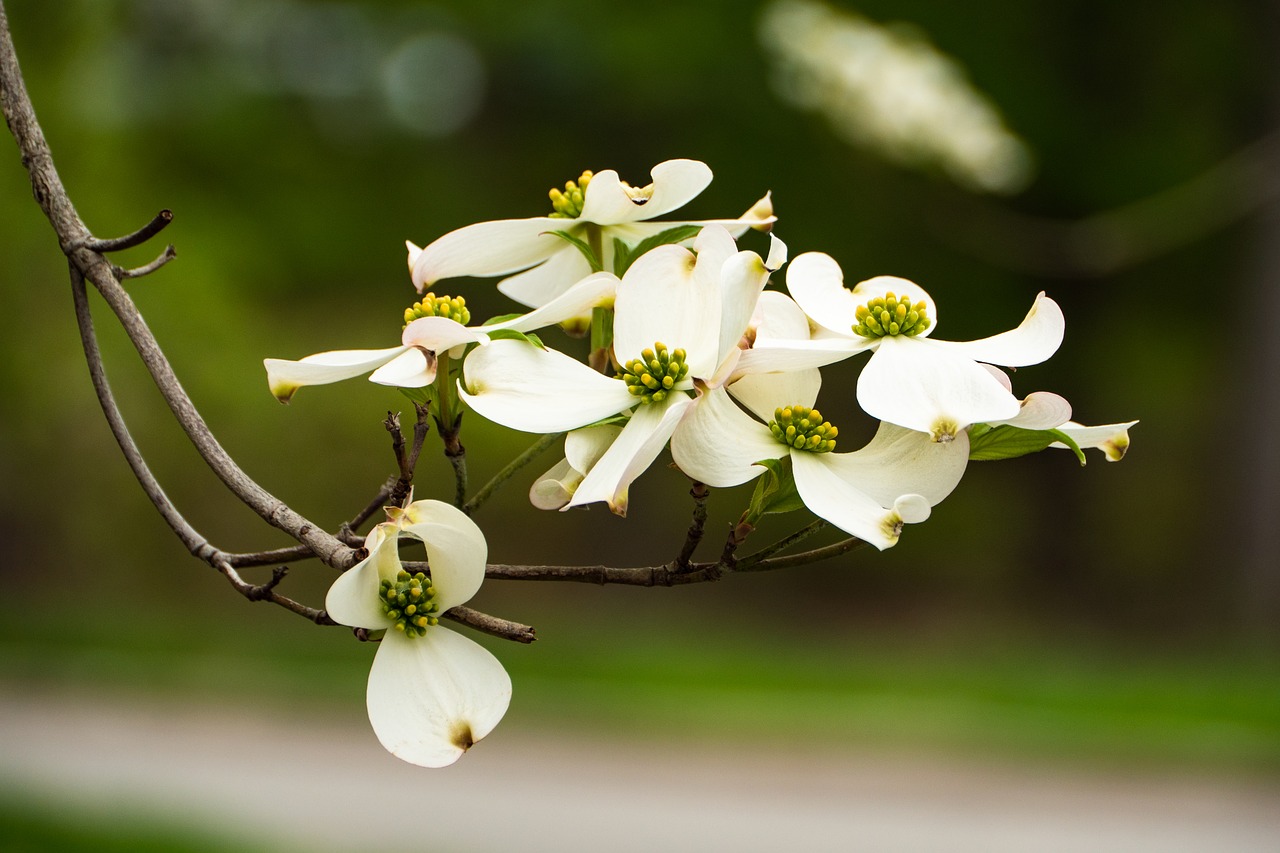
<box><xmin>266</xmin><ymin>159</ymin><xmax>1133</xmax><ymax>767</ymax></box>
<box><xmin>758</xmin><ymin>0</ymin><xmax>1034</xmax><ymax>194</ymax></box>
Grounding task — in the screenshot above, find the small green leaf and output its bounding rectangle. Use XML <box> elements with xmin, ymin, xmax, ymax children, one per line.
<box><xmin>485</xmin><ymin>328</ymin><xmax>545</xmax><ymax>348</ymax></box>
<box><xmin>611</xmin><ymin>237</ymin><xmax>632</xmax><ymax>277</ymax></box>
<box><xmin>398</xmin><ymin>386</ymin><xmax>432</xmax><ymax>405</ymax></box>
<box><xmin>744</xmin><ymin>456</ymin><xmax>804</xmax><ymax>523</ymax></box>
<box><xmin>612</xmin><ymin>225</ymin><xmax>702</xmax><ymax>276</ymax></box>
<box><xmin>968</xmin><ymin>424</ymin><xmax>1086</xmax><ymax>465</ymax></box>
<box><xmin>482</xmin><ymin>312</ymin><xmax>525</xmax><ymax>326</ymax></box>
<box><xmin>545</xmin><ymin>229</ymin><xmax>602</xmax><ymax>272</ymax></box>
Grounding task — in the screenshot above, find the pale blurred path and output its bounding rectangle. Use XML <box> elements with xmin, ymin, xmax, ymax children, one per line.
<box><xmin>1</xmin><ymin>686</ymin><xmax>1277</xmax><ymax>852</ymax></box>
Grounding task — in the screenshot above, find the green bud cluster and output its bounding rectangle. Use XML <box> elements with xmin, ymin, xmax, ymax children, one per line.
<box><xmin>618</xmin><ymin>342</ymin><xmax>689</xmax><ymax>404</ymax></box>
<box><xmin>404</xmin><ymin>293</ymin><xmax>470</xmax><ymax>327</ymax></box>
<box><xmin>379</xmin><ymin>570</ymin><xmax>441</xmax><ymax>638</ymax></box>
<box><xmin>853</xmin><ymin>292</ymin><xmax>931</xmax><ymax>338</ymax></box>
<box><xmin>770</xmin><ymin>405</ymin><xmax>838</xmax><ymax>453</ymax></box>
<box><xmin>549</xmin><ymin>170</ymin><xmax>594</xmax><ymax>219</ymax></box>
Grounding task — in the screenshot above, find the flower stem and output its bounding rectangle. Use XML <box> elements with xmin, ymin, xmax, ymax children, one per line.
<box><xmin>463</xmin><ymin>431</ymin><xmax>563</xmax><ymax>516</ymax></box>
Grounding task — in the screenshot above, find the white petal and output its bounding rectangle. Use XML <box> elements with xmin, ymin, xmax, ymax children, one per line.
<box><xmin>496</xmin><ymin>245</ymin><xmax>595</xmax><ymax>309</ymax></box>
<box><xmin>402</xmin><ymin>316</ymin><xmax>489</xmax><ymax>352</ymax></box>
<box><xmin>581</xmin><ymin>160</ymin><xmax>713</xmax><ymax>224</ymax></box>
<box><xmin>764</xmin><ymin>232</ymin><xmax>788</xmax><ymax>269</ymax></box>
<box><xmin>894</xmin><ymin>494</ymin><xmax>932</xmax><ymax>524</ymax></box>
<box><xmin>726</xmin><ymin>368</ymin><xmax>822</xmax><ymax>422</ymax></box>
<box><xmin>716</xmin><ymin>250</ymin><xmax>771</xmax><ymax>368</ymax></box>
<box><xmin>752</xmin><ymin>290</ymin><xmax>814</xmax><ymax>344</ymax></box>
<box><xmin>529</xmin><ymin>458</ymin><xmax>582</xmax><ymax>510</ymax></box>
<box><xmin>264</xmin><ymin>346</ymin><xmax>410</xmax><ymax>402</ymax></box>
<box><xmin>612</xmin><ymin>245</ymin><xmax>720</xmax><ymax>378</ymax></box>
<box><xmin>1052</xmin><ymin>419</ymin><xmax>1138</xmax><ymax>461</ymax></box>
<box><xmin>791</xmin><ymin>451</ymin><xmax>906</xmax><ymax>550</ymax></box>
<box><xmin>818</xmin><ymin>422</ymin><xmax>971</xmax><ymax>507</ymax></box>
<box><xmin>993</xmin><ymin>391</ymin><xmax>1073</xmax><ymax>430</ymax></box>
<box><xmin>325</xmin><ymin>524</ymin><xmax>399</xmax><ymax>630</ymax></box>
<box><xmin>568</xmin><ymin>396</ymin><xmax>694</xmax><ymax>515</ymax></box>
<box><xmin>565</xmin><ymin>423</ymin><xmax>625</xmax><ymax>473</ymax></box>
<box><xmin>411</xmin><ymin>217</ymin><xmax>566</xmax><ymax>290</ymax></box>
<box><xmin>737</xmin><ymin>337</ymin><xmax>867</xmax><ymax>375</ymax></box>
<box><xmin>401</xmin><ymin>500</ymin><xmax>488</xmax><ymax>612</ymax></box>
<box><xmin>933</xmin><ymin>292</ymin><xmax>1064</xmax><ymax>367</ymax></box>
<box><xmin>366</xmin><ymin>628</ymin><xmax>511</xmax><ymax>768</ymax></box>
<box><xmin>460</xmin><ymin>340</ymin><xmax>635</xmax><ymax>433</ymax></box>
<box><xmin>671</xmin><ymin>388</ymin><xmax>781</xmax><ymax>487</ymax></box>
<box><xmin>858</xmin><ymin>337</ymin><xmax>1021</xmax><ymax>439</ymax></box>
<box><xmin>784</xmin><ymin>252</ymin><xmax>863</xmax><ymax>338</ymax></box>
<box><xmin>368</xmin><ymin>348</ymin><xmax>435</xmax><ymax>388</ymax></box>
<box><xmin>486</xmin><ymin>271</ymin><xmax>618</xmax><ymax>333</ymax></box>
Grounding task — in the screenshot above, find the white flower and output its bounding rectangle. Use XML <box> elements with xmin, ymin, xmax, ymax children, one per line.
<box><xmin>325</xmin><ymin>500</ymin><xmax>510</xmax><ymax>768</ymax></box>
<box><xmin>263</xmin><ymin>272</ymin><xmax>617</xmax><ymax>402</ymax></box>
<box><xmin>671</xmin><ymin>368</ymin><xmax>969</xmax><ymax>549</ymax></box>
<box><xmin>759</xmin><ymin>252</ymin><xmax>1065</xmax><ymax>441</ymax></box>
<box><xmin>407</xmin><ymin>159</ymin><xmax>774</xmax><ymax>310</ymax></box>
<box><xmin>529</xmin><ymin>425</ymin><xmax>622</xmax><ymax>510</ymax></box>
<box><xmin>460</xmin><ymin>226</ymin><xmax>784</xmax><ymax>514</ymax></box>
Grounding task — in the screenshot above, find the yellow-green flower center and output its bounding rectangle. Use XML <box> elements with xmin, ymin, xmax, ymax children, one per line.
<box><xmin>549</xmin><ymin>170</ymin><xmax>594</xmax><ymax>219</ymax></box>
<box><xmin>853</xmin><ymin>292</ymin><xmax>931</xmax><ymax>338</ymax></box>
<box><xmin>404</xmin><ymin>293</ymin><xmax>470</xmax><ymax>327</ymax></box>
<box><xmin>770</xmin><ymin>405</ymin><xmax>838</xmax><ymax>453</ymax></box>
<box><xmin>618</xmin><ymin>342</ymin><xmax>688</xmax><ymax>404</ymax></box>
<box><xmin>379</xmin><ymin>570</ymin><xmax>441</xmax><ymax>638</ymax></box>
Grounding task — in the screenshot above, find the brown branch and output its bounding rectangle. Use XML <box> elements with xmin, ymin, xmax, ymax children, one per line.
<box><xmin>88</xmin><ymin>209</ymin><xmax>173</xmax><ymax>253</ymax></box>
<box><xmin>443</xmin><ymin>606</ymin><xmax>536</xmax><ymax>644</ymax></box>
<box><xmin>674</xmin><ymin>481</ymin><xmax>710</xmax><ymax>568</ymax></box>
<box><xmin>213</xmin><ymin>559</ymin><xmax>337</xmax><ymax>625</ymax></box>
<box><xmin>736</xmin><ymin>519</ymin><xmax>827</xmax><ymax>568</ymax></box>
<box><xmin>117</xmin><ymin>243</ymin><xmax>176</xmax><ymax>279</ymax></box>
<box><xmin>0</xmin><ymin>6</ymin><xmax>357</xmax><ymax>571</ymax></box>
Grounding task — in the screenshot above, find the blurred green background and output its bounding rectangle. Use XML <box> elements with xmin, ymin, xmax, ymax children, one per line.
<box><xmin>1</xmin><ymin>0</ymin><xmax>1278</xmax><ymax>847</ymax></box>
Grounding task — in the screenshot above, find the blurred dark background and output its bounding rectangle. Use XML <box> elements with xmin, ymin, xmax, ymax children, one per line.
<box><xmin>1</xmin><ymin>0</ymin><xmax>1277</xmax><ymax>782</ymax></box>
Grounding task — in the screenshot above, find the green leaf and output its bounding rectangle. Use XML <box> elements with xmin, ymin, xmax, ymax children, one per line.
<box><xmin>485</xmin><ymin>328</ymin><xmax>545</xmax><ymax>348</ymax></box>
<box><xmin>398</xmin><ymin>386</ymin><xmax>432</xmax><ymax>405</ymax></box>
<box><xmin>482</xmin><ymin>312</ymin><xmax>525</xmax><ymax>326</ymax></box>
<box><xmin>745</xmin><ymin>456</ymin><xmax>804</xmax><ymax>524</ymax></box>
<box><xmin>611</xmin><ymin>237</ymin><xmax>632</xmax><ymax>277</ymax></box>
<box><xmin>546</xmin><ymin>229</ymin><xmax>602</xmax><ymax>272</ymax></box>
<box><xmin>612</xmin><ymin>225</ymin><xmax>702</xmax><ymax>276</ymax></box>
<box><xmin>968</xmin><ymin>425</ymin><xmax>1087</xmax><ymax>465</ymax></box>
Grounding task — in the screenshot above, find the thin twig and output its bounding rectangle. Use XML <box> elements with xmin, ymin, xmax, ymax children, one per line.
<box><xmin>117</xmin><ymin>243</ymin><xmax>176</xmax><ymax>279</ymax></box>
<box><xmin>86</xmin><ymin>209</ymin><xmax>173</xmax><ymax>253</ymax></box>
<box><xmin>744</xmin><ymin>536</ymin><xmax>869</xmax><ymax>571</ymax></box>
<box><xmin>443</xmin><ymin>606</ymin><xmax>536</xmax><ymax>644</ymax></box>
<box><xmin>481</xmin><ymin>562</ymin><xmax>724</xmax><ymax>586</ymax></box>
<box><xmin>674</xmin><ymin>481</ymin><xmax>710</xmax><ymax>568</ymax></box>
<box><xmin>736</xmin><ymin>519</ymin><xmax>828</xmax><ymax>568</ymax></box>
<box><xmin>463</xmin><ymin>431</ymin><xmax>563</xmax><ymax>515</ymax></box>
<box><xmin>213</xmin><ymin>558</ymin><xmax>337</xmax><ymax>624</ymax></box>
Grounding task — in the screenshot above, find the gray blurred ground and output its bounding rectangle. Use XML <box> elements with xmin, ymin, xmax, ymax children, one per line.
<box><xmin>1</xmin><ymin>685</ymin><xmax>1277</xmax><ymax>852</ymax></box>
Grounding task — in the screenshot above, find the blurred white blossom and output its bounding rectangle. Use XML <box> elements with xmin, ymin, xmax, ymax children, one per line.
<box><xmin>759</xmin><ymin>0</ymin><xmax>1034</xmax><ymax>194</ymax></box>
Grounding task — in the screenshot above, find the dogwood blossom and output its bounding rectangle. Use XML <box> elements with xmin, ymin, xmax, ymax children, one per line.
<box><xmin>671</xmin><ymin>368</ymin><xmax>969</xmax><ymax>548</ymax></box>
<box><xmin>756</xmin><ymin>252</ymin><xmax>1065</xmax><ymax>441</ymax></box>
<box><xmin>461</xmin><ymin>226</ymin><xmax>785</xmax><ymax>514</ymax></box>
<box><xmin>264</xmin><ymin>271</ymin><xmax>616</xmax><ymax>402</ymax></box>
<box><xmin>407</xmin><ymin>159</ymin><xmax>774</xmax><ymax>310</ymax></box>
<box><xmin>325</xmin><ymin>500</ymin><xmax>510</xmax><ymax>768</ymax></box>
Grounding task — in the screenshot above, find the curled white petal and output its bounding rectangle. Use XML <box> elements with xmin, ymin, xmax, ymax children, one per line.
<box><xmin>366</xmin><ymin>628</ymin><xmax>511</xmax><ymax>768</ymax></box>
<box><xmin>1052</xmin><ymin>419</ymin><xmax>1138</xmax><ymax>461</ymax></box>
<box><xmin>410</xmin><ymin>217</ymin><xmax>566</xmax><ymax>290</ymax></box>
<box><xmin>264</xmin><ymin>346</ymin><xmax>411</xmax><ymax>403</ymax></box>
<box><xmin>496</xmin><ymin>245</ymin><xmax>595</xmax><ymax>310</ymax></box>
<box><xmin>791</xmin><ymin>451</ymin><xmax>908</xmax><ymax>550</ymax></box>
<box><xmin>569</xmin><ymin>396</ymin><xmax>694</xmax><ymax>515</ymax></box>
<box><xmin>325</xmin><ymin>524</ymin><xmax>400</xmax><ymax>630</ymax></box>
<box><xmin>931</xmin><ymin>292</ymin><xmax>1064</xmax><ymax>367</ymax></box>
<box><xmin>401</xmin><ymin>499</ymin><xmax>488</xmax><ymax>612</ymax></box>
<box><xmin>368</xmin><ymin>347</ymin><xmax>435</xmax><ymax>388</ymax></box>
<box><xmin>486</xmin><ymin>271</ymin><xmax>618</xmax><ymax>334</ymax></box>
<box><xmin>530</xmin><ymin>424</ymin><xmax>623</xmax><ymax>510</ymax></box>
<box><xmin>816</xmin><ymin>422</ymin><xmax>971</xmax><ymax>508</ymax></box>
<box><xmin>530</xmin><ymin>458</ymin><xmax>582</xmax><ymax>511</ymax></box>
<box><xmin>993</xmin><ymin>391</ymin><xmax>1073</xmax><ymax>430</ymax></box>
